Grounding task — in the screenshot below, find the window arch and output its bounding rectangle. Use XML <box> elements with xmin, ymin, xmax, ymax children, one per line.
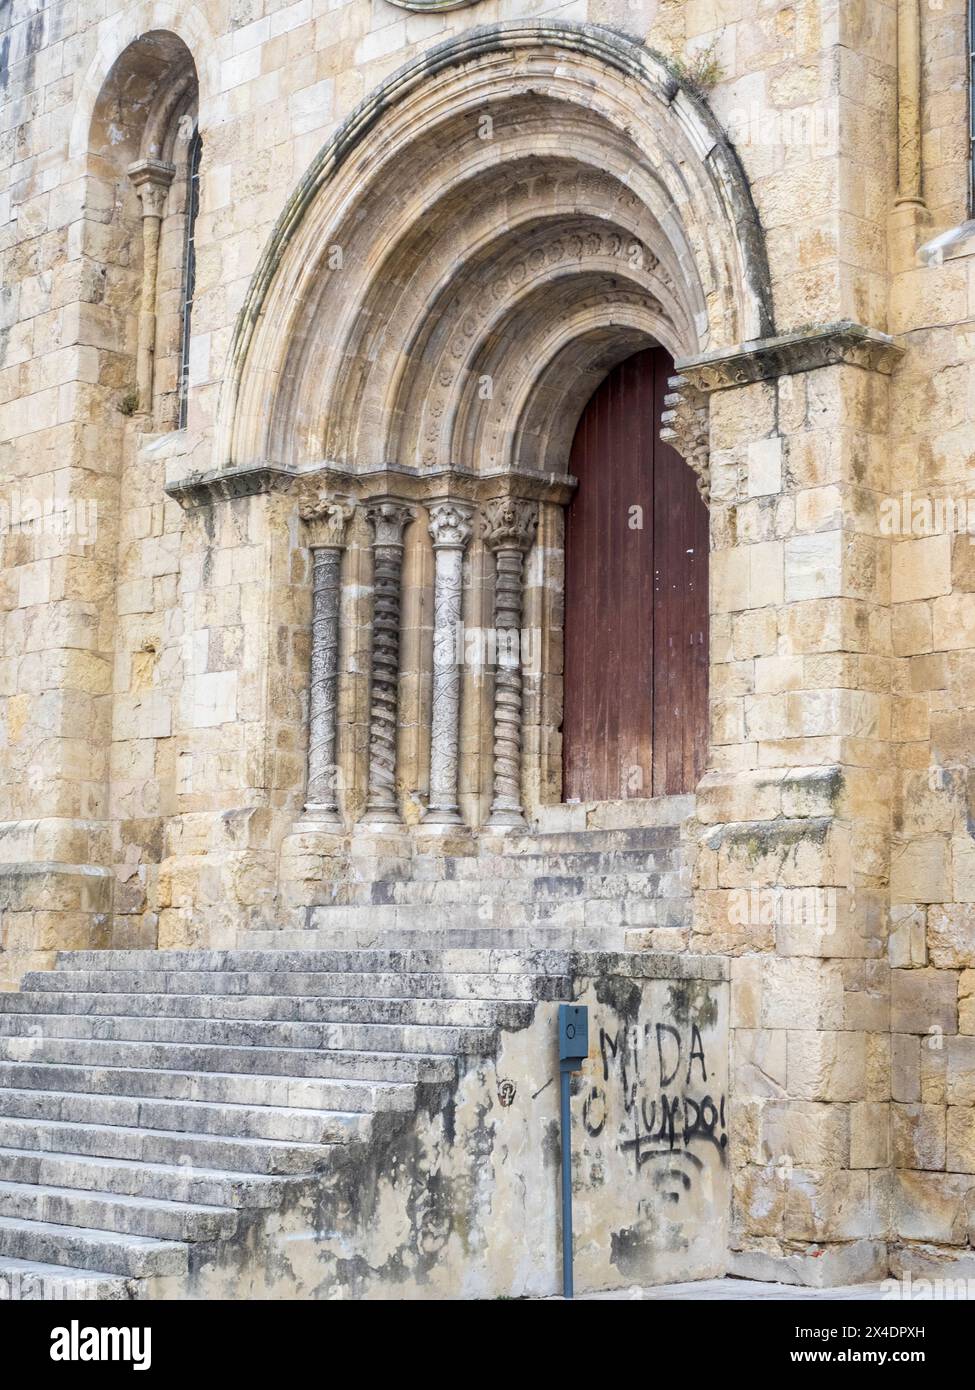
<box><xmin>86</xmin><ymin>32</ymin><xmax>200</xmax><ymax>428</ymax></box>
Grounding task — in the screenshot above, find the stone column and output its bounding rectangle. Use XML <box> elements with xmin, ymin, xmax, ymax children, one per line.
<box><xmin>361</xmin><ymin>499</ymin><xmax>414</xmax><ymax>826</ymax></box>
<box><xmin>128</xmin><ymin>159</ymin><xmax>175</xmax><ymax>416</ymax></box>
<box><xmin>300</xmin><ymin>495</ymin><xmax>355</xmax><ymax>826</ymax></box>
<box><xmin>483</xmin><ymin>498</ymin><xmax>538</xmax><ymax>829</ymax></box>
<box><xmin>424</xmin><ymin>501</ymin><xmax>475</xmax><ymax>827</ymax></box>
<box><xmin>895</xmin><ymin>0</ymin><xmax>924</xmax><ymax>210</ymax></box>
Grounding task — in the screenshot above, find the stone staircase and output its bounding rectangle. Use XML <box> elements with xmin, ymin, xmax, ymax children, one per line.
<box><xmin>0</xmin><ymin>808</ymin><xmax>708</xmax><ymax>1299</ymax></box>
<box><xmin>272</xmin><ymin>814</ymin><xmax>692</xmax><ymax>951</ymax></box>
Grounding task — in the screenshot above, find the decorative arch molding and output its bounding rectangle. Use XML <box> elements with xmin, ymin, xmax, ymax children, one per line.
<box><xmin>217</xmin><ymin>20</ymin><xmax>774</xmax><ymax>477</ymax></box>
<box><xmin>68</xmin><ymin>2</ymin><xmax>218</xmax><ymax>160</ymax></box>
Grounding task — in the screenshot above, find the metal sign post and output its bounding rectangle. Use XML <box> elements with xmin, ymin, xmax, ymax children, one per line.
<box><xmin>558</xmin><ymin>1003</ymin><xmax>589</xmax><ymax>1300</ymax></box>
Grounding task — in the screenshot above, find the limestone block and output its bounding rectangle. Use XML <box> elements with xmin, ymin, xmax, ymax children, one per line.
<box><xmin>891</xmin><ymin>1171</ymin><xmax>975</xmax><ymax>1244</ymax></box>
<box><xmin>891</xmin><ymin>534</ymin><xmax>951</xmax><ymax>603</ymax></box>
<box><xmin>891</xmin><ymin>1104</ymin><xmax>947</xmax><ymax>1170</ymax></box>
<box><xmin>890</xmin><ymin>837</ymin><xmax>950</xmax><ymax>904</ymax></box>
<box><xmin>759</xmin><ymin>1100</ymin><xmax>851</xmax><ymax>1169</ymax></box>
<box><xmin>891</xmin><ymin>967</ymin><xmax>958</xmax><ymax>1035</ymax></box>
<box><xmin>928</xmin><ymin>904</ymin><xmax>975</xmax><ymax>969</ymax></box>
<box><xmin>888</xmin><ymin>905</ymin><xmax>927</xmax><ymax>968</ymax></box>
<box><xmin>850</xmin><ymin>1102</ymin><xmax>890</xmax><ymax>1169</ymax></box>
<box><xmin>733</xmin><ymin>1028</ymin><xmax>788</xmax><ymax>1099</ymax></box>
<box><xmin>786</xmin><ymin>1029</ymin><xmax>867</xmax><ymax>1102</ymax></box>
<box><xmin>946</xmin><ymin>1106</ymin><xmax>975</xmax><ymax>1174</ymax></box>
<box><xmin>892</xmin><ymin>1034</ymin><xmax>922</xmax><ymax>1103</ymax></box>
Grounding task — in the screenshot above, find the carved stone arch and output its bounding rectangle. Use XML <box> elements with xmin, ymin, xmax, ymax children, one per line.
<box><xmin>218</xmin><ymin>20</ymin><xmax>774</xmax><ymax>474</ymax></box>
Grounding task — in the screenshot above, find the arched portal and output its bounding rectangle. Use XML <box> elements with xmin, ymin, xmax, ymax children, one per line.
<box><xmin>562</xmin><ymin>346</ymin><xmax>709</xmax><ymax>804</ymax></box>
<box><xmin>214</xmin><ymin>21</ymin><xmax>774</xmax><ymax>825</ymax></box>
<box><xmin>219</xmin><ymin>21</ymin><xmax>773</xmax><ymax>476</ymax></box>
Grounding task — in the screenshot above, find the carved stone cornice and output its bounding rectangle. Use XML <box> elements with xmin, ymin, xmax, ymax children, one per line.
<box><xmin>165</xmin><ymin>464</ymin><xmax>295</xmax><ymax>508</ymax></box>
<box><xmin>660</xmin><ymin>374</ymin><xmax>710</xmax><ymax>503</ymax></box>
<box><xmin>676</xmin><ymin>321</ymin><xmax>904</xmax><ymax>393</ymax></box>
<box><xmin>166</xmin><ymin>462</ymin><xmax>575</xmax><ymax>513</ymax></box>
<box><xmin>128</xmin><ymin>158</ymin><xmax>176</xmax><ymax>218</ymax></box>
<box><xmin>481</xmin><ymin>497</ymin><xmax>539</xmax><ymax>553</ymax></box>
<box><xmin>428</xmin><ymin>500</ymin><xmax>475</xmax><ymax>550</ymax></box>
<box><xmin>297</xmin><ymin>462</ymin><xmax>575</xmax><ymax>508</ymax></box>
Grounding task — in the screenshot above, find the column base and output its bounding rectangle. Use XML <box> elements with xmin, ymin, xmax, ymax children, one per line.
<box><xmin>359</xmin><ymin>806</ymin><xmax>404</xmax><ymax>830</ymax></box>
<box><xmin>422</xmin><ymin>806</ymin><xmax>464</xmax><ymax>829</ymax></box>
<box><xmin>485</xmin><ymin>808</ymin><xmax>526</xmax><ymax>831</ymax></box>
<box><xmin>295</xmin><ymin>804</ymin><xmax>343</xmax><ymax>832</ymax></box>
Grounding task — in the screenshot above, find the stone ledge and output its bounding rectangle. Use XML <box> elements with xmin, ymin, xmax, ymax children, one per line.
<box><xmin>677</xmin><ymin>320</ymin><xmax>904</xmax><ymax>391</ymax></box>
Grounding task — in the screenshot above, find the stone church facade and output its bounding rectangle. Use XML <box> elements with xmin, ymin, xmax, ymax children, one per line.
<box><xmin>0</xmin><ymin>0</ymin><xmax>974</xmax><ymax>1297</ymax></box>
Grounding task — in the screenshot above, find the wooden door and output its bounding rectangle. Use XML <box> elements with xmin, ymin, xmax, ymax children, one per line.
<box><xmin>562</xmin><ymin>346</ymin><xmax>708</xmax><ymax>802</ymax></box>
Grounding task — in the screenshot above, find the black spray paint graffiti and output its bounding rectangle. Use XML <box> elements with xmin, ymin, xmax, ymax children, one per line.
<box><xmin>582</xmin><ymin>1022</ymin><xmax>727</xmax><ymax>1203</ymax></box>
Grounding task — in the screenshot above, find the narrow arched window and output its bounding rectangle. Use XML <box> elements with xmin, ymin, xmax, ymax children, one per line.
<box><xmin>178</xmin><ymin>129</ymin><xmax>202</xmax><ymax>429</ymax></box>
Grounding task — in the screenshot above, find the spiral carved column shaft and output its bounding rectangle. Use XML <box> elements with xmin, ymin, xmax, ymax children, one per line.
<box><xmin>305</xmin><ymin>545</ymin><xmax>343</xmax><ymax>821</ymax></box>
<box><xmin>425</xmin><ymin>502</ymin><xmax>474</xmax><ymax>826</ymax></box>
<box><xmin>299</xmin><ymin>494</ymin><xmax>354</xmax><ymax>826</ymax></box>
<box><xmin>363</xmin><ymin>500</ymin><xmax>414</xmax><ymax>826</ymax></box>
<box><xmin>483</xmin><ymin>499</ymin><xmax>538</xmax><ymax>830</ymax></box>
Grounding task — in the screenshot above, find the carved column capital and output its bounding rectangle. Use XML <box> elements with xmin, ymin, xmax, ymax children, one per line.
<box><xmin>364</xmin><ymin>497</ymin><xmax>414</xmax><ymax>548</ymax></box>
<box><xmin>299</xmin><ymin>490</ymin><xmax>356</xmax><ymax>547</ymax></box>
<box><xmin>128</xmin><ymin>158</ymin><xmax>175</xmax><ymax>218</ymax></box>
<box><xmin>428</xmin><ymin>499</ymin><xmax>475</xmax><ymax>550</ymax></box>
<box><xmin>481</xmin><ymin>497</ymin><xmax>538</xmax><ymax>553</ymax></box>
<box><xmin>661</xmin><ymin>374</ymin><xmax>710</xmax><ymax>504</ymax></box>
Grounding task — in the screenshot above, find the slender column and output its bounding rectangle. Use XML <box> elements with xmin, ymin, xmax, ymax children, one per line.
<box><xmin>300</xmin><ymin>496</ymin><xmax>355</xmax><ymax>825</ymax></box>
<box><xmin>127</xmin><ymin>159</ymin><xmax>175</xmax><ymax>415</ymax></box>
<box><xmin>424</xmin><ymin>501</ymin><xmax>475</xmax><ymax>827</ymax></box>
<box><xmin>482</xmin><ymin>498</ymin><xmax>538</xmax><ymax>829</ymax></box>
<box><xmin>895</xmin><ymin>0</ymin><xmax>925</xmax><ymax>209</ymax></box>
<box><xmin>362</xmin><ymin>499</ymin><xmax>414</xmax><ymax>826</ymax></box>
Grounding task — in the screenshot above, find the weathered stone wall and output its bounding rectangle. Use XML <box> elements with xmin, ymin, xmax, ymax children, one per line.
<box><xmin>174</xmin><ymin>955</ymin><xmax>730</xmax><ymax>1299</ymax></box>
<box><xmin>883</xmin><ymin>0</ymin><xmax>975</xmax><ymax>1281</ymax></box>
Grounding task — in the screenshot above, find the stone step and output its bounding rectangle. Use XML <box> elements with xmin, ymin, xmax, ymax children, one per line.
<box><xmin>0</xmin><ymin>1088</ymin><xmax>373</xmax><ymax>1146</ymax></box>
<box><xmin>0</xmin><ymin>1011</ymin><xmax>499</xmax><ymax>1057</ymax></box>
<box><xmin>305</xmin><ymin>901</ymin><xmax>663</xmax><ymax>931</ymax></box>
<box><xmin>0</xmin><ymin>1147</ymin><xmax>294</xmax><ymax>1209</ymax></box>
<box><xmin>0</xmin><ymin>1179</ymin><xmax>238</xmax><ymax>1243</ymax></box>
<box><xmin>0</xmin><ymin>1252</ymin><xmax>137</xmax><ymax>1300</ymax></box>
<box><xmin>0</xmin><ymin>1061</ymin><xmax>415</xmax><ymax>1114</ymax></box>
<box><xmin>33</xmin><ymin>966</ymin><xmax>557</xmax><ymax>1000</ymax></box>
<box><xmin>530</xmin><ymin>794</ymin><xmax>693</xmax><ymax>834</ymax></box>
<box><xmin>0</xmin><ymin>1214</ymin><xmax>187</xmax><ymax>1280</ymax></box>
<box><xmin>0</xmin><ymin>1116</ymin><xmax>336</xmax><ymax>1177</ymax></box>
<box><xmin>53</xmin><ymin>948</ymin><xmax>572</xmax><ymax>975</ymax></box>
<box><xmin>45</xmin><ymin>950</ymin><xmax>573</xmax><ymax>984</ymax></box>
<box><xmin>499</xmin><ymin>825</ymin><xmax>681</xmax><ymax>855</ymax></box>
<box><xmin>0</xmin><ymin>990</ymin><xmax>537</xmax><ymax>1029</ymax></box>
<box><xmin>0</xmin><ymin>1035</ymin><xmax>456</xmax><ymax>1084</ymax></box>
<box><xmin>241</xmin><ymin>926</ymin><xmax>624</xmax><ymax>951</ymax></box>
<box><xmin>352</xmin><ymin>877</ymin><xmax>670</xmax><ymax>907</ymax></box>
<box><xmin>408</xmin><ymin>849</ymin><xmax>675</xmax><ymax>880</ymax></box>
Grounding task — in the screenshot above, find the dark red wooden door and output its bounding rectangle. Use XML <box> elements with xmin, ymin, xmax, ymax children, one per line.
<box><xmin>562</xmin><ymin>346</ymin><xmax>708</xmax><ymax>802</ymax></box>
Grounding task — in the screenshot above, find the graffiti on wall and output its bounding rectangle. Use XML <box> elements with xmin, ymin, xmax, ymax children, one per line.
<box><xmin>582</xmin><ymin>1019</ymin><xmax>728</xmax><ymax>1203</ymax></box>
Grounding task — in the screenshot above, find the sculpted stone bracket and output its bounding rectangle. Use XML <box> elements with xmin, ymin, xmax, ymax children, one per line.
<box><xmin>675</xmin><ymin>320</ymin><xmax>904</xmax><ymax>393</ymax></box>
<box><xmin>165</xmin><ymin>464</ymin><xmax>295</xmax><ymax>508</ymax></box>
<box><xmin>660</xmin><ymin>323</ymin><xmax>904</xmax><ymax>503</ymax></box>
<box><xmin>661</xmin><ymin>375</ymin><xmax>710</xmax><ymax>504</ymax></box>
